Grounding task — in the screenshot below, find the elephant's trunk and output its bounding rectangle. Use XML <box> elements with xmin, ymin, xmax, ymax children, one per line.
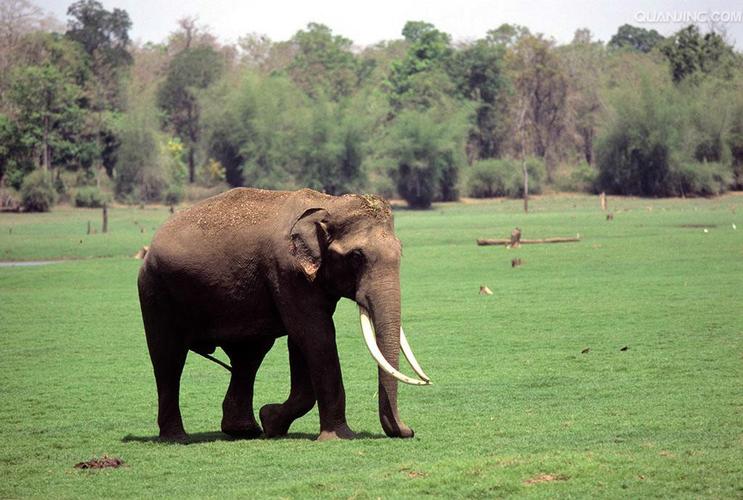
<box><xmin>362</xmin><ymin>279</ymin><xmax>415</xmax><ymax>438</ymax></box>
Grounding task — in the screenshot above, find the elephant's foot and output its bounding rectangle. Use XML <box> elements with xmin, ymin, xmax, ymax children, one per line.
<box><xmin>221</xmin><ymin>418</ymin><xmax>262</xmax><ymax>439</ymax></box>
<box><xmin>259</xmin><ymin>403</ymin><xmax>291</xmax><ymax>438</ymax></box>
<box><xmin>159</xmin><ymin>429</ymin><xmax>189</xmax><ymax>443</ymax></box>
<box><xmin>317</xmin><ymin>423</ymin><xmax>356</xmax><ymax>441</ymax></box>
<box><xmin>222</xmin><ymin>425</ymin><xmax>262</xmax><ymax>439</ymax></box>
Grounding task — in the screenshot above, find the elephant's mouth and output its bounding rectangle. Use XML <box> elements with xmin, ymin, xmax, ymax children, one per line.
<box><xmin>358</xmin><ymin>306</ymin><xmax>431</xmax><ymax>386</ymax></box>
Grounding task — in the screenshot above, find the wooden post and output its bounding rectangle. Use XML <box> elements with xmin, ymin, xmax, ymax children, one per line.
<box><xmin>600</xmin><ymin>192</ymin><xmax>607</xmax><ymax>211</ymax></box>
<box><xmin>102</xmin><ymin>204</ymin><xmax>108</xmax><ymax>234</ymax></box>
<box><xmin>87</xmin><ymin>221</ymin><xmax>91</xmax><ymax>235</ymax></box>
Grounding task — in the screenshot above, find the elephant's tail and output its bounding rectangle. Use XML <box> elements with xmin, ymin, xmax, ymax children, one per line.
<box><xmin>191</xmin><ymin>349</ymin><xmax>233</xmax><ymax>372</ymax></box>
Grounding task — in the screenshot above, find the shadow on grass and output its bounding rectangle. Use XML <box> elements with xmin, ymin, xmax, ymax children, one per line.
<box><xmin>122</xmin><ymin>431</ymin><xmax>386</xmax><ymax>444</ymax></box>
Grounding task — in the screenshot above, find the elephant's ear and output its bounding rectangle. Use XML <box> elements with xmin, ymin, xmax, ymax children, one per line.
<box><xmin>289</xmin><ymin>208</ymin><xmax>329</xmax><ymax>282</ymax></box>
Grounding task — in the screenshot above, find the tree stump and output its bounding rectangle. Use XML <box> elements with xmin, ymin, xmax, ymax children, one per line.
<box><xmin>102</xmin><ymin>204</ymin><xmax>108</xmax><ymax>234</ymax></box>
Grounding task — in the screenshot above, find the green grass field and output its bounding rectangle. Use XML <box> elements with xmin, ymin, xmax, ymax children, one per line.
<box><xmin>1</xmin><ymin>194</ymin><xmax>742</xmax><ymax>498</ymax></box>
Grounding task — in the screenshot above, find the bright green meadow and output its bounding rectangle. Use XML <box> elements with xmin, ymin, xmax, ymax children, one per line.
<box><xmin>1</xmin><ymin>194</ymin><xmax>742</xmax><ymax>498</ymax></box>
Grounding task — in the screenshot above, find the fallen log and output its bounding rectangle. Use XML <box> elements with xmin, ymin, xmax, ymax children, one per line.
<box><xmin>477</xmin><ymin>236</ymin><xmax>580</xmax><ymax>246</ymax></box>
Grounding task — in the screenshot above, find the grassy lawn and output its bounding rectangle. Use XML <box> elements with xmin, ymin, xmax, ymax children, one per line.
<box><xmin>1</xmin><ymin>194</ymin><xmax>742</xmax><ymax>498</ymax></box>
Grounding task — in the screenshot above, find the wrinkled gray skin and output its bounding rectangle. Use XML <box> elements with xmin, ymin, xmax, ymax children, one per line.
<box><xmin>138</xmin><ymin>188</ymin><xmax>413</xmax><ymax>441</ymax></box>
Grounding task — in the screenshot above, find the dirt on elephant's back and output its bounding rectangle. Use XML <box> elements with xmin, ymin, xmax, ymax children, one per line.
<box><xmin>176</xmin><ymin>188</ymin><xmax>293</xmax><ymax>230</ymax></box>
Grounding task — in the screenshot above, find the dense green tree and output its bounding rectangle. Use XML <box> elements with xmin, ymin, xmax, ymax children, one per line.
<box><xmin>202</xmin><ymin>73</ymin><xmax>308</xmax><ymax>189</ymax></box>
<box><xmin>387</xmin><ymin>108</ymin><xmax>467</xmax><ymax>208</ymax></box>
<box><xmin>64</xmin><ymin>0</ymin><xmax>133</xmax><ymax>179</ymax></box>
<box><xmin>449</xmin><ymin>38</ymin><xmax>509</xmax><ymax>160</ymax></box>
<box><xmin>295</xmin><ymin>96</ymin><xmax>366</xmax><ymax>194</ymax></box>
<box><xmin>608</xmin><ymin>24</ymin><xmax>664</xmax><ymax>53</ymax></box>
<box><xmin>595</xmin><ymin>73</ymin><xmax>684</xmax><ymax>195</ymax></box>
<box><xmin>660</xmin><ymin>25</ymin><xmax>738</xmax><ymax>82</ymax></box>
<box><xmin>203</xmin><ymin>72</ymin><xmax>367</xmax><ymax>194</ymax></box>
<box><xmin>8</xmin><ymin>64</ymin><xmax>84</xmax><ymax>172</ymax></box>
<box><xmin>728</xmin><ymin>84</ymin><xmax>743</xmax><ymax>188</ymax></box>
<box><xmin>288</xmin><ymin>23</ymin><xmax>362</xmax><ymax>100</ymax></box>
<box><xmin>65</xmin><ymin>0</ymin><xmax>131</xmax><ymax>71</ymax></box>
<box><xmin>158</xmin><ymin>45</ymin><xmax>224</xmax><ymax>182</ymax></box>
<box><xmin>0</xmin><ymin>113</ymin><xmax>34</xmax><ymax>188</ymax></box>
<box><xmin>486</xmin><ymin>23</ymin><xmax>530</xmax><ymax>47</ymax></box>
<box><xmin>388</xmin><ymin>21</ymin><xmax>454</xmax><ymax>111</ymax></box>
<box><xmin>13</xmin><ymin>31</ymin><xmax>89</xmax><ymax>86</ymax></box>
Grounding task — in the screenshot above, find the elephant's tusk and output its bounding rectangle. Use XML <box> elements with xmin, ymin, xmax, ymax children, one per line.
<box><xmin>400</xmin><ymin>327</ymin><xmax>431</xmax><ymax>382</ymax></box>
<box><xmin>358</xmin><ymin>306</ymin><xmax>430</xmax><ymax>386</ymax></box>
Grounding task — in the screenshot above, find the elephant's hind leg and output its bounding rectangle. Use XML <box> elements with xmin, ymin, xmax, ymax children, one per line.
<box><xmin>260</xmin><ymin>338</ymin><xmax>317</xmax><ymax>438</ymax></box>
<box><xmin>142</xmin><ymin>306</ymin><xmax>189</xmax><ymax>442</ymax></box>
<box><xmin>139</xmin><ymin>269</ymin><xmax>189</xmax><ymax>442</ymax></box>
<box><xmin>220</xmin><ymin>338</ymin><xmax>274</xmax><ymax>439</ymax></box>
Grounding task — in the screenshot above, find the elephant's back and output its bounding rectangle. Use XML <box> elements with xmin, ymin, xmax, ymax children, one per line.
<box><xmin>167</xmin><ymin>187</ymin><xmax>294</xmax><ymax>233</ymax></box>
<box><xmin>142</xmin><ymin>188</ymin><xmax>286</xmax><ymax>280</ymax></box>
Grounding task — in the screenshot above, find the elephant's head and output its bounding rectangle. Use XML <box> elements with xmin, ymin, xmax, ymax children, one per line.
<box><xmin>288</xmin><ymin>193</ymin><xmax>430</xmax><ymax>438</ymax></box>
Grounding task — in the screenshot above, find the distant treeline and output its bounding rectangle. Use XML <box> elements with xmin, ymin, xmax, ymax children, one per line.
<box><xmin>1</xmin><ymin>0</ymin><xmax>742</xmax><ymax>211</ymax></box>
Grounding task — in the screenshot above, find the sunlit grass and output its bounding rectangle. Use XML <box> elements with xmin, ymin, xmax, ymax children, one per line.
<box><xmin>1</xmin><ymin>194</ymin><xmax>742</xmax><ymax>497</ymax></box>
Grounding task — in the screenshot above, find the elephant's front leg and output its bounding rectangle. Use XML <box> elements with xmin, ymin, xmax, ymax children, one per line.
<box><xmin>276</xmin><ymin>305</ymin><xmax>355</xmax><ymax>440</ymax></box>
<box><xmin>259</xmin><ymin>338</ymin><xmax>316</xmax><ymax>437</ymax></box>
<box><xmin>301</xmin><ymin>328</ymin><xmax>356</xmax><ymax>441</ymax></box>
<box><xmin>220</xmin><ymin>339</ymin><xmax>274</xmax><ymax>438</ymax></box>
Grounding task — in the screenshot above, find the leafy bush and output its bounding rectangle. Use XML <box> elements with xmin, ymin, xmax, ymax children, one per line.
<box><xmin>554</xmin><ymin>161</ymin><xmax>598</xmax><ymax>193</ymax></box>
<box><xmin>197</xmin><ymin>158</ymin><xmax>226</xmax><ymax>187</ymax></box>
<box><xmin>0</xmin><ymin>187</ymin><xmax>21</xmax><ymax>211</ymax></box>
<box><xmin>671</xmin><ymin>161</ymin><xmax>731</xmax><ymax>197</ymax></box>
<box><xmin>163</xmin><ymin>185</ymin><xmax>184</xmax><ymax>205</ymax></box>
<box><xmin>466</xmin><ymin>159</ymin><xmax>510</xmax><ymax>197</ymax></box>
<box><xmin>74</xmin><ymin>186</ymin><xmax>111</xmax><ymax>208</ymax></box>
<box><xmin>466</xmin><ymin>157</ymin><xmax>545</xmax><ymax>198</ymax></box>
<box><xmin>20</xmin><ymin>170</ymin><xmax>57</xmax><ymax>212</ymax></box>
<box><xmin>367</xmin><ymin>168</ymin><xmax>397</xmax><ymax>200</ymax></box>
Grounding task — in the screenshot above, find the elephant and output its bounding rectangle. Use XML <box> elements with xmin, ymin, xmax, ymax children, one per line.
<box><xmin>137</xmin><ymin>187</ymin><xmax>431</xmax><ymax>442</ymax></box>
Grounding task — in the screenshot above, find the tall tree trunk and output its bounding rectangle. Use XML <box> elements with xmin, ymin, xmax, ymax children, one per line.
<box><xmin>523</xmin><ymin>158</ymin><xmax>529</xmax><ymax>213</ymax></box>
<box><xmin>42</xmin><ymin>115</ymin><xmax>50</xmax><ymax>173</ymax></box>
<box><xmin>188</xmin><ymin>146</ymin><xmax>195</xmax><ymax>183</ymax></box>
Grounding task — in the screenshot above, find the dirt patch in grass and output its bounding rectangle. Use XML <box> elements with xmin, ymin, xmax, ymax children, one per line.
<box><xmin>74</xmin><ymin>455</ymin><xmax>125</xmax><ymax>470</ymax></box>
<box><xmin>524</xmin><ymin>473</ymin><xmax>568</xmax><ymax>485</ymax></box>
<box><xmin>400</xmin><ymin>467</ymin><xmax>428</xmax><ymax>479</ymax></box>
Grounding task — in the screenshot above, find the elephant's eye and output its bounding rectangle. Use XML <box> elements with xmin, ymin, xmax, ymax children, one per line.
<box><xmin>349</xmin><ymin>249</ymin><xmax>364</xmax><ymax>265</ymax></box>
